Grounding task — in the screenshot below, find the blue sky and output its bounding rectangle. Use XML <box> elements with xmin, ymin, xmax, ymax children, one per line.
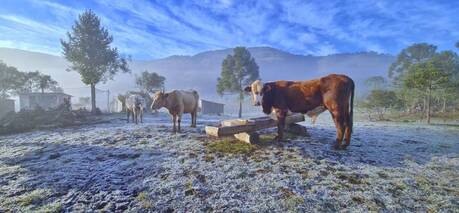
<box><xmin>0</xmin><ymin>0</ymin><xmax>458</xmax><ymax>59</ymax></box>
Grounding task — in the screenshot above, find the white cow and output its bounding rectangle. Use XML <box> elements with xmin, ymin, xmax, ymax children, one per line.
<box><xmin>126</xmin><ymin>94</ymin><xmax>146</xmax><ymax>124</ymax></box>
<box><xmin>151</xmin><ymin>90</ymin><xmax>199</xmax><ymax>132</ymax></box>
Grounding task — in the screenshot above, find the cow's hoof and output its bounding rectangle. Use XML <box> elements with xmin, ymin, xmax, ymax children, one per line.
<box><xmin>274</xmin><ymin>136</ymin><xmax>283</xmax><ymax>142</ymax></box>
<box><xmin>341</xmin><ymin>144</ymin><xmax>349</xmax><ymax>149</ymax></box>
<box><xmin>332</xmin><ymin>143</ymin><xmax>342</xmax><ymax>150</ymax></box>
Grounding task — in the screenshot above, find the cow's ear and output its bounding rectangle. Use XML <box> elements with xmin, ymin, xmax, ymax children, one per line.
<box><xmin>244</xmin><ymin>86</ymin><xmax>252</xmax><ymax>92</ymax></box>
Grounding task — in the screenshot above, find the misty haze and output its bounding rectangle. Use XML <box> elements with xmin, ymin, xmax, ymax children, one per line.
<box><xmin>0</xmin><ymin>1</ymin><xmax>458</xmax><ymax>212</ymax></box>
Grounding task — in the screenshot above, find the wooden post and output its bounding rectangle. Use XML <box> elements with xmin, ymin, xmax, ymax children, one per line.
<box><xmin>205</xmin><ymin>113</ymin><xmax>305</xmax><ymax>137</ymax></box>
<box><xmin>234</xmin><ymin>132</ymin><xmax>259</xmax><ymax>143</ymax></box>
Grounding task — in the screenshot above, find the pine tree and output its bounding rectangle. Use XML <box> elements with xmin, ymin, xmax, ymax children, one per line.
<box><xmin>135</xmin><ymin>71</ymin><xmax>166</xmax><ymax>93</ymax></box>
<box><xmin>217</xmin><ymin>47</ymin><xmax>259</xmax><ymax>118</ymax></box>
<box><xmin>61</xmin><ymin>10</ymin><xmax>129</xmax><ymax>113</ymax></box>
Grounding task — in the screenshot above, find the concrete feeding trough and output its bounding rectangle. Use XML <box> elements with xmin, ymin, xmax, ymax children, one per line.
<box><xmin>205</xmin><ymin>113</ymin><xmax>308</xmax><ymax>143</ymax></box>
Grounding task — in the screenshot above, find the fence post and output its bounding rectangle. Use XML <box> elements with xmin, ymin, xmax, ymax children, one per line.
<box><xmin>107</xmin><ymin>89</ymin><xmax>110</xmax><ymax>113</ymax></box>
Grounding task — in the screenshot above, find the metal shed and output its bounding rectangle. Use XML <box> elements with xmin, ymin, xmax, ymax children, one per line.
<box><xmin>200</xmin><ymin>99</ymin><xmax>224</xmax><ymax>115</ymax></box>
<box><xmin>19</xmin><ymin>92</ymin><xmax>72</xmax><ymax>110</ymax></box>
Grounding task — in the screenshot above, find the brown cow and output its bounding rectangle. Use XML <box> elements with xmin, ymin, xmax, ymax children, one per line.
<box><xmin>151</xmin><ymin>90</ymin><xmax>199</xmax><ymax>132</ymax></box>
<box><xmin>244</xmin><ymin>74</ymin><xmax>355</xmax><ymax>149</ymax></box>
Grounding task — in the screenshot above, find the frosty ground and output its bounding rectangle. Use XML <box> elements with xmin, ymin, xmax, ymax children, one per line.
<box><xmin>0</xmin><ymin>113</ymin><xmax>458</xmax><ymax>212</ymax></box>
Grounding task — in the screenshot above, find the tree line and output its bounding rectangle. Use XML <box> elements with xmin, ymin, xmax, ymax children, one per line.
<box><xmin>2</xmin><ymin>9</ymin><xmax>167</xmax><ymax>115</ymax></box>
<box><xmin>0</xmin><ymin>61</ymin><xmax>61</xmax><ymax>99</ymax></box>
<box><xmin>361</xmin><ymin>43</ymin><xmax>459</xmax><ymax>123</ymax></box>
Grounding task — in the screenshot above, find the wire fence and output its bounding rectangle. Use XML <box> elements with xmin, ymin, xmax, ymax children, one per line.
<box><xmin>62</xmin><ymin>86</ymin><xmax>112</xmax><ymax>112</ymax></box>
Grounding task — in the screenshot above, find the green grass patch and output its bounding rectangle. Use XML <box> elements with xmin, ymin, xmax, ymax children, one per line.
<box><xmin>336</xmin><ymin>172</ymin><xmax>366</xmax><ymax>185</ymax></box>
<box><xmin>184</xmin><ymin>180</ymin><xmax>196</xmax><ymax>196</ymax></box>
<box><xmin>204</xmin><ymin>154</ymin><xmax>215</xmax><ymax>162</ymax></box>
<box><xmin>136</xmin><ymin>191</ymin><xmax>153</xmax><ymax>210</ymax></box>
<box><xmin>388</xmin><ymin>181</ymin><xmax>407</xmax><ymax>197</ymax></box>
<box><xmin>17</xmin><ymin>189</ymin><xmax>51</xmax><ymax>207</ymax></box>
<box><xmin>37</xmin><ymin>202</ymin><xmax>63</xmax><ymax>213</ymax></box>
<box><xmin>280</xmin><ymin>187</ymin><xmax>304</xmax><ymax>211</ymax></box>
<box><xmin>259</xmin><ymin>134</ymin><xmax>276</xmax><ymax>143</ymax></box>
<box><xmin>352</xmin><ymin>196</ymin><xmax>365</xmax><ymax>204</ymax></box>
<box><xmin>259</xmin><ymin>132</ymin><xmax>298</xmax><ymax>143</ymax></box>
<box><xmin>438</xmin><ymin>143</ymin><xmax>452</xmax><ymax>148</ymax></box>
<box><xmin>207</xmin><ymin>138</ymin><xmax>255</xmax><ymax>155</ymax></box>
<box><xmin>415</xmin><ymin>176</ymin><xmax>433</xmax><ymax>191</ymax></box>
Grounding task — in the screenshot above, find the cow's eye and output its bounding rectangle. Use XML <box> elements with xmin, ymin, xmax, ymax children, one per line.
<box><xmin>254</xmin><ymin>92</ymin><xmax>259</xmax><ymax>95</ymax></box>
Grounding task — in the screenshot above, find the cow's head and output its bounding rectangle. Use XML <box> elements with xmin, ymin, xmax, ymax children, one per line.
<box><xmin>151</xmin><ymin>90</ymin><xmax>167</xmax><ymax>110</ymax></box>
<box><xmin>244</xmin><ymin>80</ymin><xmax>264</xmax><ymax>106</ymax></box>
<box><xmin>244</xmin><ymin>80</ymin><xmax>275</xmax><ymax>115</ymax></box>
<box><xmin>260</xmin><ymin>84</ymin><xmax>274</xmax><ymax>115</ymax></box>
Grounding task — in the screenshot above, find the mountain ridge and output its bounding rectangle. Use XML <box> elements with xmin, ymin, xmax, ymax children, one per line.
<box><xmin>0</xmin><ymin>46</ymin><xmax>395</xmax><ymax>103</ymax></box>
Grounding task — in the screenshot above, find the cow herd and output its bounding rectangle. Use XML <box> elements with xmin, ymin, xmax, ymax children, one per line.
<box><xmin>127</xmin><ymin>74</ymin><xmax>355</xmax><ymax>149</ymax></box>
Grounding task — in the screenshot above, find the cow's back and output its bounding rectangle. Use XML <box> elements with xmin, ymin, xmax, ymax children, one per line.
<box><xmin>319</xmin><ymin>74</ymin><xmax>354</xmax><ymax>98</ymax></box>
<box><xmin>171</xmin><ymin>90</ymin><xmax>199</xmax><ymax>113</ymax></box>
<box><xmin>126</xmin><ymin>94</ymin><xmax>145</xmax><ymax>109</ymax></box>
<box><xmin>126</xmin><ymin>95</ymin><xmax>137</xmax><ymax>109</ymax></box>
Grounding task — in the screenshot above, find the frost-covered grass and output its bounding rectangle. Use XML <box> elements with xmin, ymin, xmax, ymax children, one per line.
<box><xmin>0</xmin><ymin>113</ymin><xmax>457</xmax><ymax>212</ymax></box>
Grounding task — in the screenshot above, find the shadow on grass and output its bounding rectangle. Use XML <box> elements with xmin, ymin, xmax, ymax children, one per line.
<box><xmin>226</xmin><ymin>124</ymin><xmax>459</xmax><ymax>168</ymax></box>
<box><xmin>0</xmin><ymin>141</ymin><xmax>170</xmax><ymax>212</ymax></box>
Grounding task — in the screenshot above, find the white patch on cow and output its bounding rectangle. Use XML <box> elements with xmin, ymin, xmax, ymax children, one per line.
<box><xmin>250</xmin><ymin>80</ymin><xmax>264</xmax><ymax>106</ymax></box>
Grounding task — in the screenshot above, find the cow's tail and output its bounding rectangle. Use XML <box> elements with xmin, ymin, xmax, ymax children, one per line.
<box><xmin>349</xmin><ymin>80</ymin><xmax>355</xmax><ymax>134</ymax></box>
<box><xmin>192</xmin><ymin>90</ymin><xmax>199</xmax><ymax>98</ymax></box>
<box><xmin>192</xmin><ymin>90</ymin><xmax>199</xmax><ymax>111</ymax></box>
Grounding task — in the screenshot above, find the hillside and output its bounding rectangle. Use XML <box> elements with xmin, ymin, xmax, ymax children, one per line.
<box><xmin>0</xmin><ymin>47</ymin><xmax>395</xmax><ymax>112</ymax></box>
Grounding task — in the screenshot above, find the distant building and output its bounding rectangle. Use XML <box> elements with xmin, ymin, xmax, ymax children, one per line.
<box><xmin>19</xmin><ymin>92</ymin><xmax>72</xmax><ymax>110</ymax></box>
<box><xmin>200</xmin><ymin>99</ymin><xmax>224</xmax><ymax>115</ymax></box>
<box><xmin>0</xmin><ymin>99</ymin><xmax>15</xmax><ymax>118</ymax></box>
<box><xmin>110</xmin><ymin>98</ymin><xmax>123</xmax><ymax>113</ymax></box>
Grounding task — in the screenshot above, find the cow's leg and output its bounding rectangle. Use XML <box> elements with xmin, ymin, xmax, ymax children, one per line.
<box><xmin>140</xmin><ymin>109</ymin><xmax>143</xmax><ymax>123</ymax></box>
<box><xmin>343</xmin><ymin>124</ymin><xmax>351</xmax><ymax>148</ymax></box>
<box><xmin>127</xmin><ymin>110</ymin><xmax>130</xmax><ymax>123</ymax></box>
<box><xmin>330</xmin><ymin>110</ymin><xmax>345</xmax><ymax>149</ymax></box>
<box><xmin>132</xmin><ymin>110</ymin><xmax>135</xmax><ymax>123</ymax></box>
<box><xmin>177</xmin><ymin>113</ymin><xmax>182</xmax><ymax>132</ymax></box>
<box><xmin>343</xmin><ymin>112</ymin><xmax>352</xmax><ymax>149</ymax></box>
<box><xmin>275</xmin><ymin>110</ymin><xmax>287</xmax><ymax>141</ymax></box>
<box><xmin>193</xmin><ymin>112</ymin><xmax>197</xmax><ymax>127</ymax></box>
<box><xmin>191</xmin><ymin>111</ymin><xmax>197</xmax><ymax>127</ymax></box>
<box><xmin>134</xmin><ymin>110</ymin><xmax>138</xmax><ymax>124</ymax></box>
<box><xmin>172</xmin><ymin>114</ymin><xmax>177</xmax><ymax>133</ymax></box>
<box><xmin>194</xmin><ymin>111</ymin><xmax>198</xmax><ymax>127</ymax></box>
